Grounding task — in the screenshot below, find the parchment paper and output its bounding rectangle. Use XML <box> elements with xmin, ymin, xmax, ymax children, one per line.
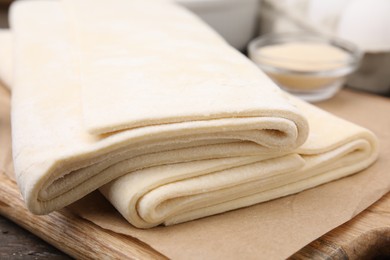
<box><xmin>1</xmin><ymin>84</ymin><xmax>390</xmax><ymax>259</ymax></box>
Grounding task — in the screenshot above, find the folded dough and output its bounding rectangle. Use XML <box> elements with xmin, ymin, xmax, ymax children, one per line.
<box><xmin>102</xmin><ymin>95</ymin><xmax>378</xmax><ymax>227</ymax></box>
<box><xmin>9</xmin><ymin>0</ymin><xmax>307</xmax><ymax>215</ymax></box>
<box><xmin>5</xmin><ymin>0</ymin><xmax>377</xmax><ymax>228</ymax></box>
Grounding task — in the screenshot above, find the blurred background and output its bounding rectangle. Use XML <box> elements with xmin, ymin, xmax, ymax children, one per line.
<box><xmin>0</xmin><ymin>0</ymin><xmax>7</xmax><ymax>28</ymax></box>
<box><xmin>0</xmin><ymin>0</ymin><xmax>389</xmax><ymax>95</ymax></box>
<box><xmin>177</xmin><ymin>0</ymin><xmax>390</xmax><ymax>96</ymax></box>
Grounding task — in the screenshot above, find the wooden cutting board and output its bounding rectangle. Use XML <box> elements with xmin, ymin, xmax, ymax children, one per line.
<box><xmin>1</xmin><ymin>172</ymin><xmax>390</xmax><ymax>259</ymax></box>
<box><xmin>293</xmin><ymin>193</ymin><xmax>390</xmax><ymax>259</ymax></box>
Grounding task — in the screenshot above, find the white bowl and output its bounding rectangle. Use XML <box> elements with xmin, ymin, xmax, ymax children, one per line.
<box><xmin>248</xmin><ymin>33</ymin><xmax>362</xmax><ymax>102</ymax></box>
<box><xmin>176</xmin><ymin>0</ymin><xmax>260</xmax><ymax>50</ymax></box>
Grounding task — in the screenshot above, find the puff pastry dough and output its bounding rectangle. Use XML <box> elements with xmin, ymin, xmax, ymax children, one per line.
<box><xmin>4</xmin><ymin>0</ymin><xmax>377</xmax><ymax>228</ymax></box>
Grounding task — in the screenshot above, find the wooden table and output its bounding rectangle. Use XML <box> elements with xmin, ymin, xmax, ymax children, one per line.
<box><xmin>0</xmin><ymin>216</ymin><xmax>70</xmax><ymax>259</ymax></box>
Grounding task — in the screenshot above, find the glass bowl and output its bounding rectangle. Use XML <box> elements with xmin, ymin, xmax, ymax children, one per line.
<box><xmin>248</xmin><ymin>33</ymin><xmax>362</xmax><ymax>102</ymax></box>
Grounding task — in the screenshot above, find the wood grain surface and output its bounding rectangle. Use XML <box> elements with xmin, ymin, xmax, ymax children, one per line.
<box><xmin>0</xmin><ymin>216</ymin><xmax>70</xmax><ymax>260</ymax></box>
<box><xmin>0</xmin><ymin>174</ymin><xmax>167</xmax><ymax>260</ymax></box>
<box><xmin>1</xmin><ymin>165</ymin><xmax>390</xmax><ymax>259</ymax></box>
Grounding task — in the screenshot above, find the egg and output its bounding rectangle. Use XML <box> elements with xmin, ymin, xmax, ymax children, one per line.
<box><xmin>336</xmin><ymin>0</ymin><xmax>390</xmax><ymax>52</ymax></box>
<box><xmin>308</xmin><ymin>0</ymin><xmax>352</xmax><ymax>33</ymax></box>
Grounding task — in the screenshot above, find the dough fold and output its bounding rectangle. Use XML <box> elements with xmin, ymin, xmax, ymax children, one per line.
<box><xmin>2</xmin><ymin>0</ymin><xmax>377</xmax><ymax>228</ymax></box>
